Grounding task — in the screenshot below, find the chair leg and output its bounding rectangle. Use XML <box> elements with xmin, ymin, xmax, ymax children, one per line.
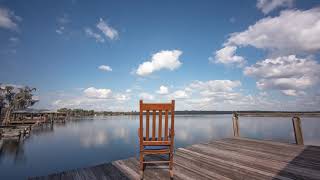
<box><xmin>169</xmin><ymin>169</ymin><xmax>173</xmax><ymax>179</ymax></box>
<box><xmin>169</xmin><ymin>152</ymin><xmax>174</xmax><ymax>179</ymax></box>
<box><xmin>140</xmin><ymin>170</ymin><xmax>144</xmax><ymax>180</ymax></box>
<box><xmin>140</xmin><ymin>152</ymin><xmax>144</xmax><ymax>179</ymax></box>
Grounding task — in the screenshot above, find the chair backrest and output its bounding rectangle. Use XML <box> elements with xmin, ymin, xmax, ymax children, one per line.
<box><xmin>139</xmin><ymin>100</ymin><xmax>175</xmax><ymax>144</ymax></box>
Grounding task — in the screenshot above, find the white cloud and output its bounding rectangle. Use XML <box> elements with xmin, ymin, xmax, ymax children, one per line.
<box><xmin>46</xmin><ymin>77</ymin><xmax>320</xmax><ymax>111</ymax></box>
<box><xmin>139</xmin><ymin>92</ymin><xmax>154</xmax><ymax>100</ymax></box>
<box><xmin>126</xmin><ymin>89</ymin><xmax>132</xmax><ymax>93</ymax></box>
<box><xmin>56</xmin><ymin>26</ymin><xmax>65</xmax><ymax>34</ymax></box>
<box><xmin>244</xmin><ymin>55</ymin><xmax>320</xmax><ymax>94</ymax></box>
<box><xmin>84</xmin><ymin>87</ymin><xmax>112</xmax><ymax>99</ymax></box>
<box><xmin>225</xmin><ymin>8</ymin><xmax>320</xmax><ymax>55</ymax></box>
<box><xmin>0</xmin><ymin>7</ymin><xmax>21</xmax><ymax>30</ymax></box>
<box><xmin>168</xmin><ymin>90</ymin><xmax>189</xmax><ymax>99</ymax></box>
<box><xmin>50</xmin><ymin>87</ymin><xmax>132</xmax><ymax>111</ymax></box>
<box><xmin>281</xmin><ymin>89</ymin><xmax>304</xmax><ymax>96</ymax></box>
<box><xmin>156</xmin><ymin>85</ymin><xmax>169</xmax><ymax>95</ymax></box>
<box><xmin>257</xmin><ymin>0</ymin><xmax>294</xmax><ymax>14</ymax></box>
<box><xmin>98</xmin><ymin>65</ymin><xmax>112</xmax><ymax>72</ymax></box>
<box><xmin>114</xmin><ymin>93</ymin><xmax>130</xmax><ymax>101</ymax></box>
<box><xmin>136</xmin><ymin>50</ymin><xmax>183</xmax><ymax>76</ymax></box>
<box><xmin>189</xmin><ymin>80</ymin><xmax>241</xmax><ymax>93</ymax></box>
<box><xmin>97</xmin><ymin>18</ymin><xmax>118</xmax><ymax>40</ymax></box>
<box><xmin>211</xmin><ymin>46</ymin><xmax>245</xmax><ymax>66</ymax></box>
<box><xmin>56</xmin><ymin>14</ymin><xmax>70</xmax><ymax>35</ymax></box>
<box><xmin>163</xmin><ymin>79</ymin><xmax>282</xmax><ymax>110</ymax></box>
<box><xmin>85</xmin><ymin>28</ymin><xmax>105</xmax><ymax>43</ymax></box>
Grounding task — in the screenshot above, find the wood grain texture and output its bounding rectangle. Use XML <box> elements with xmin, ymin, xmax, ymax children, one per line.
<box><xmin>30</xmin><ymin>138</ymin><xmax>320</xmax><ymax>180</ymax></box>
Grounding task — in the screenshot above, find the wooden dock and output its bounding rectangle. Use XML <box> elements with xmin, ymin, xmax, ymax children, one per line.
<box><xmin>30</xmin><ymin>137</ymin><xmax>320</xmax><ymax>180</ymax></box>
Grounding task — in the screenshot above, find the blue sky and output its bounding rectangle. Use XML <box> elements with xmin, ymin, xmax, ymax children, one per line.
<box><xmin>0</xmin><ymin>0</ymin><xmax>320</xmax><ymax>111</ymax></box>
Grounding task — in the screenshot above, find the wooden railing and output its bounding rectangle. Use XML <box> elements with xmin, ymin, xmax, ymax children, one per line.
<box><xmin>232</xmin><ymin>112</ymin><xmax>305</xmax><ymax>145</ymax></box>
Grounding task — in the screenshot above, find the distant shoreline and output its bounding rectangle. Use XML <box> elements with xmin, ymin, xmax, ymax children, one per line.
<box><xmin>89</xmin><ymin>110</ymin><xmax>320</xmax><ymax>117</ymax></box>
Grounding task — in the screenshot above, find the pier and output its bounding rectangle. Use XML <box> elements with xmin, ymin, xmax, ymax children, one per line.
<box><xmin>0</xmin><ymin>110</ymin><xmax>67</xmax><ymax>139</ymax></box>
<box><xmin>30</xmin><ymin>137</ymin><xmax>320</xmax><ymax>180</ymax></box>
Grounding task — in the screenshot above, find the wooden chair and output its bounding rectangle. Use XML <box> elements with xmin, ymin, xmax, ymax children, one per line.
<box><xmin>138</xmin><ymin>100</ymin><xmax>175</xmax><ymax>179</ymax></box>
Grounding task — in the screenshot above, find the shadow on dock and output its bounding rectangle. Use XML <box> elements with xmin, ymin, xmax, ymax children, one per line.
<box><xmin>274</xmin><ymin>145</ymin><xmax>320</xmax><ymax>179</ymax></box>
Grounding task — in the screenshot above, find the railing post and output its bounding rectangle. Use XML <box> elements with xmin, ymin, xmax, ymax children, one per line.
<box><xmin>232</xmin><ymin>112</ymin><xmax>240</xmax><ymax>137</ymax></box>
<box><xmin>292</xmin><ymin>116</ymin><xmax>304</xmax><ymax>145</ymax></box>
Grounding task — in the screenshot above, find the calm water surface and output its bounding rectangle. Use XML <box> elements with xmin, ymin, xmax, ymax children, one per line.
<box><xmin>0</xmin><ymin>114</ymin><xmax>319</xmax><ymax>179</ymax></box>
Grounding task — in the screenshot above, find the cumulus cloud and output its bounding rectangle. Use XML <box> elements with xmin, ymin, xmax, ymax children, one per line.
<box><xmin>164</xmin><ymin>79</ymin><xmax>281</xmax><ymax>110</ymax></box>
<box><xmin>211</xmin><ymin>46</ymin><xmax>245</xmax><ymax>66</ymax></box>
<box><xmin>126</xmin><ymin>89</ymin><xmax>132</xmax><ymax>93</ymax></box>
<box><xmin>281</xmin><ymin>89</ymin><xmax>303</xmax><ymax>96</ymax></box>
<box><xmin>84</xmin><ymin>87</ymin><xmax>112</xmax><ymax>99</ymax></box>
<box><xmin>114</xmin><ymin>93</ymin><xmax>130</xmax><ymax>101</ymax></box>
<box><xmin>156</xmin><ymin>85</ymin><xmax>169</xmax><ymax>95</ymax></box>
<box><xmin>257</xmin><ymin>0</ymin><xmax>294</xmax><ymax>14</ymax></box>
<box><xmin>190</xmin><ymin>80</ymin><xmax>241</xmax><ymax>93</ymax></box>
<box><xmin>98</xmin><ymin>65</ymin><xmax>112</xmax><ymax>72</ymax></box>
<box><xmin>139</xmin><ymin>92</ymin><xmax>154</xmax><ymax>100</ymax></box>
<box><xmin>136</xmin><ymin>50</ymin><xmax>183</xmax><ymax>76</ymax></box>
<box><xmin>167</xmin><ymin>80</ymin><xmax>243</xmax><ymax>108</ymax></box>
<box><xmin>97</xmin><ymin>18</ymin><xmax>119</xmax><ymax>40</ymax></box>
<box><xmin>50</xmin><ymin>87</ymin><xmax>131</xmax><ymax>111</ymax></box>
<box><xmin>85</xmin><ymin>28</ymin><xmax>105</xmax><ymax>43</ymax></box>
<box><xmin>244</xmin><ymin>55</ymin><xmax>320</xmax><ymax>95</ymax></box>
<box><xmin>0</xmin><ymin>7</ymin><xmax>21</xmax><ymax>30</ymax></box>
<box><xmin>169</xmin><ymin>90</ymin><xmax>189</xmax><ymax>99</ymax></box>
<box><xmin>225</xmin><ymin>8</ymin><xmax>320</xmax><ymax>55</ymax></box>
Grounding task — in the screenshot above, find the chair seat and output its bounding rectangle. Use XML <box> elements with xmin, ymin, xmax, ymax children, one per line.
<box><xmin>143</xmin><ymin>137</ymin><xmax>171</xmax><ymax>141</ymax></box>
<box><xmin>144</xmin><ymin>145</ymin><xmax>170</xmax><ymax>150</ymax></box>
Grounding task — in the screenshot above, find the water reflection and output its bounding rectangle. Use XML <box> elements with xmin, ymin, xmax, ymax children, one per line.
<box><xmin>239</xmin><ymin>117</ymin><xmax>295</xmax><ymax>143</ymax></box>
<box><xmin>80</xmin><ymin>130</ymin><xmax>109</xmax><ymax>147</ymax></box>
<box><xmin>0</xmin><ymin>114</ymin><xmax>319</xmax><ymax>180</ymax></box>
<box><xmin>301</xmin><ymin>117</ymin><xmax>320</xmax><ymax>145</ymax></box>
<box><xmin>0</xmin><ymin>139</ymin><xmax>26</xmax><ymax>164</ymax></box>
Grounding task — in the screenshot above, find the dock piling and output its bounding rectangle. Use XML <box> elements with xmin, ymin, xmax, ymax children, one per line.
<box><xmin>232</xmin><ymin>112</ymin><xmax>240</xmax><ymax>137</ymax></box>
<box><xmin>292</xmin><ymin>116</ymin><xmax>304</xmax><ymax>145</ymax></box>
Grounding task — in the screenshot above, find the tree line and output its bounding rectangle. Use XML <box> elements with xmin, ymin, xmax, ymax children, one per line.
<box><xmin>57</xmin><ymin>108</ymin><xmax>95</xmax><ymax>117</ymax></box>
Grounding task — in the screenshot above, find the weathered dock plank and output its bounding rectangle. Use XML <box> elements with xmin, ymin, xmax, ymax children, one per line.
<box><xmin>29</xmin><ymin>138</ymin><xmax>320</xmax><ymax>180</ymax></box>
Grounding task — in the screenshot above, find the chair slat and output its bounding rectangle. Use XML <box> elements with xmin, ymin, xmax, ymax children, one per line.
<box><xmin>165</xmin><ymin>110</ymin><xmax>168</xmax><ymax>141</ymax></box>
<box><xmin>158</xmin><ymin>110</ymin><xmax>162</xmax><ymax>140</ymax></box>
<box><xmin>141</xmin><ymin>103</ymin><xmax>172</xmax><ymax>111</ymax></box>
<box><xmin>152</xmin><ymin>110</ymin><xmax>156</xmax><ymax>141</ymax></box>
<box><xmin>146</xmin><ymin>110</ymin><xmax>150</xmax><ymax>140</ymax></box>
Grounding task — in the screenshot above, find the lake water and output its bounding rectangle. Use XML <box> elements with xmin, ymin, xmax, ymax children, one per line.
<box><xmin>0</xmin><ymin>114</ymin><xmax>319</xmax><ymax>179</ymax></box>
